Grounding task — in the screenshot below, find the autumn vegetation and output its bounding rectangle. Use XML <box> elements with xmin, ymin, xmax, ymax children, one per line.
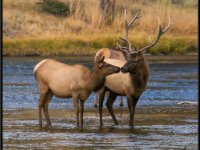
<box><xmin>3</xmin><ymin>0</ymin><xmax>198</xmax><ymax>56</ymax></box>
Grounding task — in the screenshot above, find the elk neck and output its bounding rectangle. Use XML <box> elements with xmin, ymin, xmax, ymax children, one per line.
<box><xmin>89</xmin><ymin>66</ymin><xmax>106</xmax><ymax>92</ymax></box>
<box><xmin>130</xmin><ymin>58</ymin><xmax>149</xmax><ymax>94</ymax></box>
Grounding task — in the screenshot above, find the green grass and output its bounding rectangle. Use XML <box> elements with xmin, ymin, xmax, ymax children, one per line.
<box><xmin>3</xmin><ymin>36</ymin><xmax>197</xmax><ymax>56</ymax></box>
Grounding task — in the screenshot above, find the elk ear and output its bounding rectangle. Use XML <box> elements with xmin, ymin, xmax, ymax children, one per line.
<box><xmin>95</xmin><ymin>55</ymin><xmax>101</xmax><ymax>63</ymax></box>
<box><xmin>98</xmin><ymin>56</ymin><xmax>105</xmax><ymax>68</ymax></box>
<box><xmin>100</xmin><ymin>56</ymin><xmax>105</xmax><ymax>62</ymax></box>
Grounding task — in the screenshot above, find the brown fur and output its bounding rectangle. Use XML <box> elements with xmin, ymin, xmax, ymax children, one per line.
<box><xmin>96</xmin><ymin>51</ymin><xmax>149</xmax><ymax>127</ymax></box>
<box><xmin>34</xmin><ymin>57</ymin><xmax>120</xmax><ymax>128</ymax></box>
<box><xmin>93</xmin><ymin>48</ymin><xmax>126</xmax><ymax>116</ymax></box>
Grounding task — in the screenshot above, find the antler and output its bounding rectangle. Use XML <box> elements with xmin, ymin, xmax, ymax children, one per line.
<box><xmin>135</xmin><ymin>17</ymin><xmax>171</xmax><ymax>54</ymax></box>
<box><xmin>124</xmin><ymin>9</ymin><xmax>141</xmax><ymax>41</ymax></box>
<box><xmin>116</xmin><ymin>40</ymin><xmax>129</xmax><ymax>54</ymax></box>
<box><xmin>117</xmin><ymin>9</ymin><xmax>141</xmax><ymax>53</ymax></box>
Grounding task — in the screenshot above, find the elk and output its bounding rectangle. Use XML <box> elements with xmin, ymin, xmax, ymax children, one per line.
<box><xmin>34</xmin><ymin>55</ymin><xmax>120</xmax><ymax>128</ymax></box>
<box><xmin>97</xmin><ymin>11</ymin><xmax>171</xmax><ymax>127</ymax></box>
<box><xmin>93</xmin><ymin>10</ymin><xmax>141</xmax><ymax>117</ymax></box>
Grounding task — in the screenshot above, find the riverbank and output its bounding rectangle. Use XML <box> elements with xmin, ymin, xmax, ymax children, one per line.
<box><xmin>3</xmin><ymin>36</ymin><xmax>197</xmax><ymax>57</ymax></box>
<box><xmin>3</xmin><ymin>54</ymin><xmax>198</xmax><ymax>64</ymax></box>
<box><xmin>3</xmin><ymin>105</ymin><xmax>198</xmax><ymax>149</ymax></box>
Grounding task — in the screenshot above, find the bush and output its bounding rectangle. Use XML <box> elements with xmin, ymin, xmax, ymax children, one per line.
<box><xmin>41</xmin><ymin>0</ymin><xmax>70</xmax><ymax>16</ymax></box>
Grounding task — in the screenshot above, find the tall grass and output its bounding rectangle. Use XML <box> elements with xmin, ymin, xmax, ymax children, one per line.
<box><xmin>3</xmin><ymin>0</ymin><xmax>198</xmax><ymax>56</ymax></box>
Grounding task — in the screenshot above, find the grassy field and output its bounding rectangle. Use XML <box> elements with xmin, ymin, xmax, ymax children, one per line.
<box><xmin>3</xmin><ymin>0</ymin><xmax>198</xmax><ymax>56</ymax></box>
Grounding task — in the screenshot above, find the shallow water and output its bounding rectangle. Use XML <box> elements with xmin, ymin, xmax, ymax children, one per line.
<box><xmin>3</xmin><ymin>56</ymin><xmax>198</xmax><ymax>149</ymax></box>
<box><xmin>3</xmin><ymin>107</ymin><xmax>198</xmax><ymax>149</ymax></box>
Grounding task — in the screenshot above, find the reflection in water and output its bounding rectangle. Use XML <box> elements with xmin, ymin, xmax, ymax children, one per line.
<box><xmin>3</xmin><ymin>115</ymin><xmax>198</xmax><ymax>149</ymax></box>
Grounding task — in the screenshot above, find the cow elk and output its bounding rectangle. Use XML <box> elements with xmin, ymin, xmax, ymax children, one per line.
<box><xmin>97</xmin><ymin>10</ymin><xmax>171</xmax><ymax>127</ymax></box>
<box><xmin>34</xmin><ymin>55</ymin><xmax>120</xmax><ymax>128</ymax></box>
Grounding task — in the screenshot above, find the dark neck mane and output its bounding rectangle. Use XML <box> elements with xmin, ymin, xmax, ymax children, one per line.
<box><xmin>130</xmin><ymin>60</ymin><xmax>149</xmax><ymax>93</ymax></box>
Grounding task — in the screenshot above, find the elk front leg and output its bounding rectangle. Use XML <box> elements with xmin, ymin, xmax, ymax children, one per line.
<box><xmin>73</xmin><ymin>95</ymin><xmax>79</xmax><ymax>128</ymax></box>
<box><xmin>98</xmin><ymin>88</ymin><xmax>106</xmax><ymax>127</ymax></box>
<box><xmin>106</xmin><ymin>92</ymin><xmax>118</xmax><ymax>125</ymax></box>
<box><xmin>119</xmin><ymin>96</ymin><xmax>124</xmax><ymax>118</ymax></box>
<box><xmin>132</xmin><ymin>96</ymin><xmax>139</xmax><ymax>126</ymax></box>
<box><xmin>94</xmin><ymin>93</ymin><xmax>98</xmax><ymax>116</ymax></box>
<box><xmin>127</xmin><ymin>95</ymin><xmax>139</xmax><ymax>126</ymax></box>
<box><xmin>80</xmin><ymin>99</ymin><xmax>84</xmax><ymax>128</ymax></box>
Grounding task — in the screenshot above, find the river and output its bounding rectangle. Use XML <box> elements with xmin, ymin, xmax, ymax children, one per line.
<box><xmin>3</xmin><ymin>56</ymin><xmax>198</xmax><ymax>149</ymax></box>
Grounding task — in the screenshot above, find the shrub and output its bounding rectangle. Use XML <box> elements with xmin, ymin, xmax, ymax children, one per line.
<box><xmin>41</xmin><ymin>0</ymin><xmax>70</xmax><ymax>16</ymax></box>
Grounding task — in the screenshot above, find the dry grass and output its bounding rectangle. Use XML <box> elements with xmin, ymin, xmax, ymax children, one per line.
<box><xmin>3</xmin><ymin>0</ymin><xmax>198</xmax><ymax>56</ymax></box>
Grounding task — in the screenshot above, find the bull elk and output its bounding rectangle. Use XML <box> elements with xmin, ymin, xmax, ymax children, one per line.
<box><xmin>97</xmin><ymin>10</ymin><xmax>171</xmax><ymax>126</ymax></box>
<box><xmin>34</xmin><ymin>56</ymin><xmax>120</xmax><ymax>128</ymax></box>
<box><xmin>94</xmin><ymin>10</ymin><xmax>142</xmax><ymax>117</ymax></box>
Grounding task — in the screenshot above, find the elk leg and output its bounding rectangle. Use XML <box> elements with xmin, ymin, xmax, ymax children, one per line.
<box><xmin>127</xmin><ymin>95</ymin><xmax>134</xmax><ymax>126</ymax></box>
<box><xmin>119</xmin><ymin>96</ymin><xmax>124</xmax><ymax>118</ymax></box>
<box><xmin>94</xmin><ymin>93</ymin><xmax>98</xmax><ymax>117</ymax></box>
<box><xmin>73</xmin><ymin>95</ymin><xmax>79</xmax><ymax>127</ymax></box>
<box><xmin>131</xmin><ymin>96</ymin><xmax>139</xmax><ymax>126</ymax></box>
<box><xmin>98</xmin><ymin>88</ymin><xmax>106</xmax><ymax>127</ymax></box>
<box><xmin>106</xmin><ymin>92</ymin><xmax>118</xmax><ymax>125</ymax></box>
<box><xmin>38</xmin><ymin>88</ymin><xmax>48</xmax><ymax>127</ymax></box>
<box><xmin>127</xmin><ymin>95</ymin><xmax>139</xmax><ymax>126</ymax></box>
<box><xmin>43</xmin><ymin>90</ymin><xmax>53</xmax><ymax>126</ymax></box>
<box><xmin>38</xmin><ymin>98</ymin><xmax>44</xmax><ymax>127</ymax></box>
<box><xmin>80</xmin><ymin>99</ymin><xmax>84</xmax><ymax>128</ymax></box>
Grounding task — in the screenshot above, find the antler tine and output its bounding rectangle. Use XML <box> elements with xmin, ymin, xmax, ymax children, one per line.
<box><xmin>124</xmin><ymin>9</ymin><xmax>129</xmax><ymax>40</ymax></box>
<box><xmin>116</xmin><ymin>40</ymin><xmax>130</xmax><ymax>54</ymax></box>
<box><xmin>128</xmin><ymin>10</ymin><xmax>142</xmax><ymax>27</ymax></box>
<box><xmin>123</xmin><ymin>9</ymin><xmax>140</xmax><ymax>52</ymax></box>
<box><xmin>119</xmin><ymin>37</ymin><xmax>133</xmax><ymax>52</ymax></box>
<box><xmin>138</xmin><ymin>17</ymin><xmax>171</xmax><ymax>53</ymax></box>
<box><xmin>162</xmin><ymin>16</ymin><xmax>171</xmax><ymax>33</ymax></box>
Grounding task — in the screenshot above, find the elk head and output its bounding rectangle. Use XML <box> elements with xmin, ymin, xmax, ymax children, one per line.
<box><xmin>93</xmin><ymin>55</ymin><xmax>120</xmax><ymax>76</ymax></box>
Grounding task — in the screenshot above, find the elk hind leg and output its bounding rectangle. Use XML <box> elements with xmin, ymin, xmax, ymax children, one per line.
<box><xmin>73</xmin><ymin>95</ymin><xmax>79</xmax><ymax>127</ymax></box>
<box><xmin>80</xmin><ymin>99</ymin><xmax>85</xmax><ymax>128</ymax></box>
<box><xmin>38</xmin><ymin>87</ymin><xmax>48</xmax><ymax>127</ymax></box>
<box><xmin>43</xmin><ymin>90</ymin><xmax>53</xmax><ymax>126</ymax></box>
<box><xmin>98</xmin><ymin>88</ymin><xmax>106</xmax><ymax>127</ymax></box>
